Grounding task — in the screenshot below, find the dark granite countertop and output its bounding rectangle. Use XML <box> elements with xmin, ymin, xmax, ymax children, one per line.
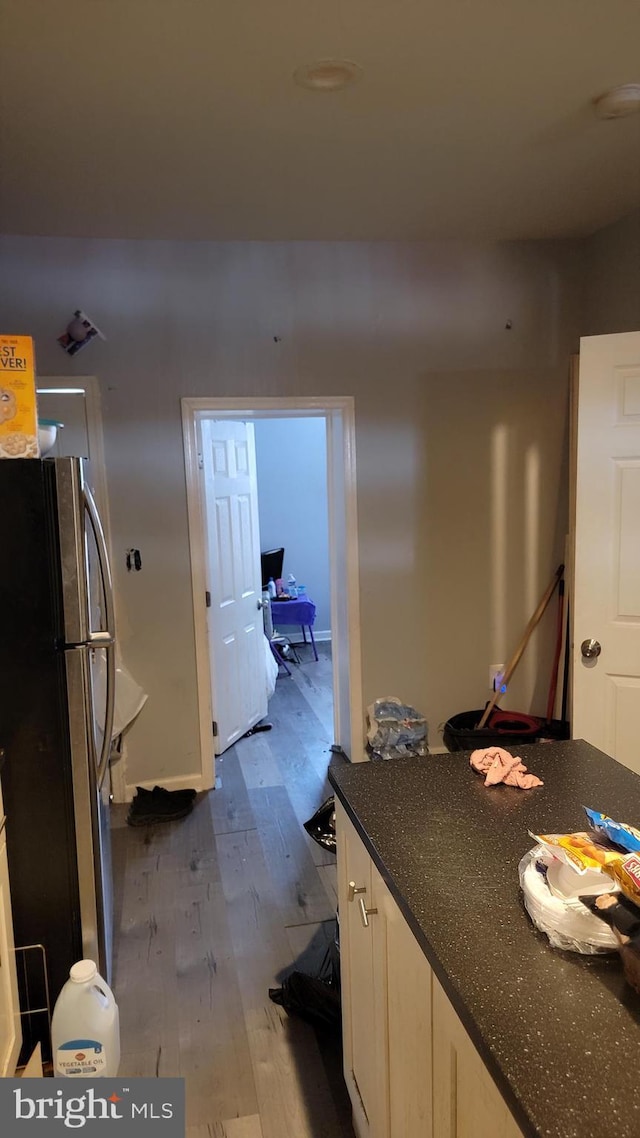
<box><xmin>329</xmin><ymin>740</ymin><xmax>640</xmax><ymax>1138</ymax></box>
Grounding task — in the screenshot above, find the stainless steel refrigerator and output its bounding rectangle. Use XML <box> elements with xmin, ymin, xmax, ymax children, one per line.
<box><xmin>0</xmin><ymin>457</ymin><xmax>115</xmax><ymax>1061</ymax></box>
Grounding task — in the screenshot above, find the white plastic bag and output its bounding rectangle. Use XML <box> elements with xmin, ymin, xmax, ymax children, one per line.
<box><xmin>93</xmin><ymin>654</ymin><xmax>148</xmax><ymax>738</ymax></box>
<box><xmin>366</xmin><ymin>697</ymin><xmax>429</xmax><ymax>760</ymax></box>
<box><xmin>264</xmin><ymin>635</ymin><xmax>278</xmax><ymax>700</ymax></box>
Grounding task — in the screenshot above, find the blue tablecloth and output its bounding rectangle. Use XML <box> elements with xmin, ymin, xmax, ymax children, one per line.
<box><xmin>270</xmin><ymin>596</ymin><xmax>316</xmax><ymax>626</ymax></box>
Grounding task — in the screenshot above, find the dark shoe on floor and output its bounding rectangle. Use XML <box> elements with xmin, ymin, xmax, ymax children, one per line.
<box><xmin>126</xmin><ymin>786</ymin><xmax>197</xmax><ymax>826</ymax></box>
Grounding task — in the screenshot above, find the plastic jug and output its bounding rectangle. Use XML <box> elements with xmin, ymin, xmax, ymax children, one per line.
<box><xmin>51</xmin><ymin>960</ymin><xmax>120</xmax><ymax>1077</ymax></box>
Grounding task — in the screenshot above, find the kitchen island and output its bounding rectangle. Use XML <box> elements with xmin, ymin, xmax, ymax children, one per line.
<box><xmin>329</xmin><ymin>739</ymin><xmax>640</xmax><ymax>1138</ymax></box>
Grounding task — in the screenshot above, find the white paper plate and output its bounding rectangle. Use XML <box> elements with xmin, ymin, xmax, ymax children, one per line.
<box><xmin>546</xmin><ymin>858</ymin><xmax>615</xmax><ymax>902</ymax></box>
<box><xmin>520</xmin><ymin>847</ymin><xmax>618</xmax><ymax>952</ymax></box>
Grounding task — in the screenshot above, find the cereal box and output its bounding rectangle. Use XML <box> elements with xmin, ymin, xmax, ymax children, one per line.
<box><xmin>0</xmin><ymin>335</ymin><xmax>39</xmax><ymax>458</ymax></box>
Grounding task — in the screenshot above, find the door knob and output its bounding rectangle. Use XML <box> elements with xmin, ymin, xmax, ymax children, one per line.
<box><xmin>257</xmin><ymin>597</ymin><xmax>269</xmax><ymax>610</ymax></box>
<box><xmin>581</xmin><ymin>638</ymin><xmax>601</xmax><ymax>660</ymax></box>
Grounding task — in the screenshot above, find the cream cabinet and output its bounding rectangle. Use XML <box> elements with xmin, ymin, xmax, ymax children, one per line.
<box><xmin>336</xmin><ymin>802</ymin><xmax>524</xmax><ymax>1138</ymax></box>
<box><xmin>0</xmin><ymin>780</ymin><xmax>22</xmax><ymax>1076</ymax></box>
<box><xmin>337</xmin><ymin>801</ymin><xmax>433</xmax><ymax>1138</ymax></box>
<box><xmin>432</xmin><ymin>978</ymin><xmax>523</xmax><ymax>1138</ymax></box>
<box><xmin>379</xmin><ymin>871</ymin><xmax>433</xmax><ymax>1138</ymax></box>
<box><xmin>337</xmin><ymin>799</ymin><xmax>383</xmax><ymax>1135</ymax></box>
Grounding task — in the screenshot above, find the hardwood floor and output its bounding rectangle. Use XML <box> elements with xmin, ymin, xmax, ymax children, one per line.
<box><xmin>112</xmin><ymin>643</ymin><xmax>354</xmax><ymax>1138</ymax></box>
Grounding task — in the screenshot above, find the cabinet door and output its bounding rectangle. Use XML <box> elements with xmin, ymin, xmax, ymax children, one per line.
<box><xmin>376</xmin><ymin>874</ymin><xmax>433</xmax><ymax>1138</ymax></box>
<box><xmin>0</xmin><ymin>791</ymin><xmax>22</xmax><ymax>1077</ymax></box>
<box><xmin>432</xmin><ymin>978</ymin><xmax>523</xmax><ymax>1138</ymax></box>
<box><xmin>336</xmin><ymin>802</ymin><xmax>387</xmax><ymax>1138</ymax></box>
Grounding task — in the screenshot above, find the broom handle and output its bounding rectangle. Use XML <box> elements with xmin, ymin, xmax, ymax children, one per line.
<box><xmin>477</xmin><ymin>564</ymin><xmax>564</xmax><ymax>730</ymax></box>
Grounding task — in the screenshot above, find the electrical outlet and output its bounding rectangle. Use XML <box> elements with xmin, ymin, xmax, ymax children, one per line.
<box><xmin>489</xmin><ymin>664</ymin><xmax>505</xmax><ymax>691</ymax></box>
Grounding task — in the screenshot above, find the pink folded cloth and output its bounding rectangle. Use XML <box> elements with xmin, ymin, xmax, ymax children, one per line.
<box><xmin>470</xmin><ymin>746</ymin><xmax>543</xmax><ymax>789</ymax></box>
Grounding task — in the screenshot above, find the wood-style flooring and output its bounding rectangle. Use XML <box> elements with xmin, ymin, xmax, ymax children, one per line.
<box><xmin>111</xmin><ymin>643</ymin><xmax>354</xmax><ymax>1138</ymax></box>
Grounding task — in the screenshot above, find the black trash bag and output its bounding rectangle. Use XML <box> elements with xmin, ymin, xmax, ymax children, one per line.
<box><xmin>303</xmin><ymin>795</ymin><xmax>336</xmax><ymax>853</ymax></box>
<box><xmin>269</xmin><ymin>934</ymin><xmax>341</xmax><ymax>1031</ymax></box>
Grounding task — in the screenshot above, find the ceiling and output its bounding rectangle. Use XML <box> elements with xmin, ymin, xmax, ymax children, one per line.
<box><xmin>1</xmin><ymin>0</ymin><xmax>639</xmax><ymax>241</ymax></box>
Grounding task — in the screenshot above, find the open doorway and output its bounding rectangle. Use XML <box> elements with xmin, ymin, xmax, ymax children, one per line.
<box><xmin>255</xmin><ymin>414</ymin><xmax>334</xmax><ymax>729</ymax></box>
<box><xmin>181</xmin><ymin>396</ymin><xmax>363</xmax><ymax>789</ymax></box>
<box><xmin>256</xmin><ymin>415</ymin><xmax>331</xmax><ymax>658</ymax></box>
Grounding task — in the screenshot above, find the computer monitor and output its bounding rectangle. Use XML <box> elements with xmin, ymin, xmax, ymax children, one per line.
<box><xmin>261</xmin><ymin>547</ymin><xmax>284</xmax><ymax>589</ymax></box>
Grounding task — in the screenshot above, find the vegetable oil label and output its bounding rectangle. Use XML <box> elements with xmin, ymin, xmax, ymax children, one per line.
<box><xmin>56</xmin><ymin>1039</ymin><xmax>107</xmax><ymax>1076</ymax></box>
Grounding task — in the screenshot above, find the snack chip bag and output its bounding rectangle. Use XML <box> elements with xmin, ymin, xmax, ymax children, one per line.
<box><xmin>606</xmin><ymin>854</ymin><xmax>640</xmax><ymax>909</ymax></box>
<box><xmin>530</xmin><ymin>831</ymin><xmax>625</xmax><ymax>875</ymax></box>
<box><xmin>584</xmin><ymin>808</ymin><xmax>640</xmax><ymax>854</ymax></box>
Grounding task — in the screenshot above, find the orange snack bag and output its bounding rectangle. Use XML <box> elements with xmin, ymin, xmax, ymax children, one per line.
<box><xmin>531</xmin><ymin>831</ymin><xmax>625</xmax><ymax>874</ymax></box>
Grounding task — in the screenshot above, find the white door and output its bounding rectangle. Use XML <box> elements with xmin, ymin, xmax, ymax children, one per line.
<box><xmin>201</xmin><ymin>418</ymin><xmax>267</xmax><ymax>753</ymax></box>
<box><xmin>573</xmin><ymin>331</ymin><xmax>640</xmax><ymax>772</ymax></box>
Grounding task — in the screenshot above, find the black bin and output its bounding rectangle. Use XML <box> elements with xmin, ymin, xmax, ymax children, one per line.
<box><xmin>443</xmin><ymin>709</ymin><xmax>544</xmax><ymax>753</ymax></box>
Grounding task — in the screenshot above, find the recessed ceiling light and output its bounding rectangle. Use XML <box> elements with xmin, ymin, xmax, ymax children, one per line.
<box><xmin>293</xmin><ymin>59</ymin><xmax>363</xmax><ymax>92</ymax></box>
<box><xmin>593</xmin><ymin>84</ymin><xmax>640</xmax><ymax>119</ymax></box>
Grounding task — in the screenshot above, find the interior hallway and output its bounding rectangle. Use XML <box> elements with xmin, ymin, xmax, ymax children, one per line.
<box><xmin>111</xmin><ymin>643</ymin><xmax>354</xmax><ymax>1138</ymax></box>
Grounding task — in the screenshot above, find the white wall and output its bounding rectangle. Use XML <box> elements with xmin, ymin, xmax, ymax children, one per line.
<box><xmin>582</xmin><ymin>209</ymin><xmax>640</xmax><ymax>335</ymax></box>
<box><xmin>254</xmin><ymin>417</ymin><xmax>331</xmax><ymax>636</ymax></box>
<box><xmin>0</xmin><ymin>236</ymin><xmax>584</xmax><ymax>778</ymax></box>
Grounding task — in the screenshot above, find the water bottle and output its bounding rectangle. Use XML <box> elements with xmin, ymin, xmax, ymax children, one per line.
<box><xmin>51</xmin><ymin>960</ymin><xmax>120</xmax><ymax>1077</ymax></box>
<box><xmin>287</xmin><ymin>573</ymin><xmax>297</xmax><ymax>598</ymax></box>
<box><xmin>267</xmin><ymin>577</ymin><xmax>277</xmax><ymax>599</ymax></box>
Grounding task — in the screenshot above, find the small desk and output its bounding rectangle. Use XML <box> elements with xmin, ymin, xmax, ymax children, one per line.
<box><xmin>270</xmin><ymin>596</ymin><xmax>318</xmax><ymax>660</ymax></box>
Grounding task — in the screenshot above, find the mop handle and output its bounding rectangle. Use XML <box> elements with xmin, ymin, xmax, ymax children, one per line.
<box><xmin>477</xmin><ymin>564</ymin><xmax>564</xmax><ymax>730</ymax></box>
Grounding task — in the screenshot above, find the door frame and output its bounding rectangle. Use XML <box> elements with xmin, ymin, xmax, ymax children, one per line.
<box><xmin>567</xmin><ymin>352</ymin><xmax>579</xmax><ymax>729</ymax></box>
<box><xmin>181</xmin><ymin>395</ymin><xmax>364</xmax><ymax>784</ymax></box>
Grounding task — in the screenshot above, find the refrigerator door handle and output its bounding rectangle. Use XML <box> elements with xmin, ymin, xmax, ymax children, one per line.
<box><xmin>84</xmin><ymin>485</ymin><xmax>116</xmax><ymax>640</ymax></box>
<box><xmin>97</xmin><ymin>645</ymin><xmax>116</xmax><ymax>788</ymax></box>
<box><xmin>90</xmin><ymin>631</ymin><xmax>115</xmax><ymax>648</ymax></box>
<box><xmin>84</xmin><ymin>485</ymin><xmax>116</xmax><ymax>788</ymax></box>
<box><xmin>55</xmin><ymin>459</ymin><xmax>91</xmax><ymax>645</ymax></box>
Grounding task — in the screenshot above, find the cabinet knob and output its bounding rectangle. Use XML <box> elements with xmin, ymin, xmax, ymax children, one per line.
<box><xmin>358</xmin><ymin>896</ymin><xmax>378</xmax><ymax>928</ymax></box>
<box><xmin>348</xmin><ymin>880</ymin><xmax>367</xmax><ymax>902</ymax></box>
